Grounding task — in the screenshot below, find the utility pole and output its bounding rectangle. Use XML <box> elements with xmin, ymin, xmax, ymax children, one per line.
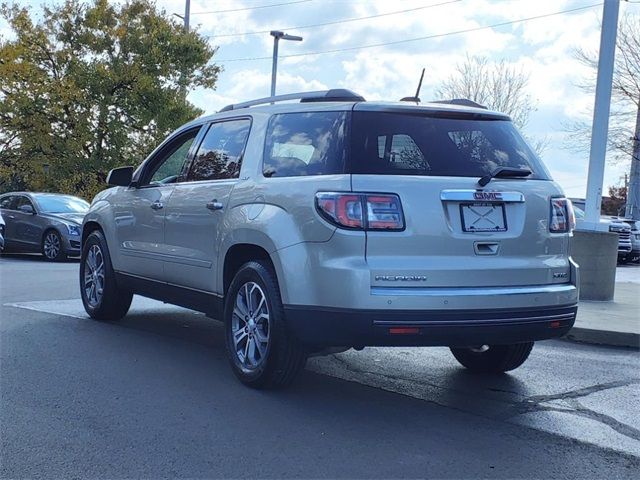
<box><xmin>174</xmin><ymin>0</ymin><xmax>190</xmax><ymax>33</ymax></box>
<box><xmin>583</xmin><ymin>0</ymin><xmax>620</xmax><ymax>230</ymax></box>
<box><xmin>270</xmin><ymin>31</ymin><xmax>303</xmax><ymax>97</ymax></box>
<box><xmin>184</xmin><ymin>0</ymin><xmax>190</xmax><ymax>33</ymax></box>
<box><xmin>624</xmin><ymin>103</ymin><xmax>640</xmax><ymax>220</ymax></box>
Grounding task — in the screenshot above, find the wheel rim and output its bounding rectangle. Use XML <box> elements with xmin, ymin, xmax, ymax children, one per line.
<box><xmin>43</xmin><ymin>232</ymin><xmax>60</xmax><ymax>259</ymax></box>
<box><xmin>231</xmin><ymin>282</ymin><xmax>270</xmax><ymax>369</ymax></box>
<box><xmin>84</xmin><ymin>245</ymin><xmax>105</xmax><ymax>307</ymax></box>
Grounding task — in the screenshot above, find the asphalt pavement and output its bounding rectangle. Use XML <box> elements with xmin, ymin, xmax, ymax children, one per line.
<box><xmin>1</xmin><ymin>253</ymin><xmax>639</xmax><ymax>479</ymax></box>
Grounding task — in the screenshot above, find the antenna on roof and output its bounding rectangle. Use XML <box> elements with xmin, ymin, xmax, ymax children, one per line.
<box><xmin>400</xmin><ymin>68</ymin><xmax>425</xmax><ymax>103</ymax></box>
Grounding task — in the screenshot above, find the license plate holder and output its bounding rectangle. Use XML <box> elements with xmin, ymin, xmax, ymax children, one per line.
<box><xmin>460</xmin><ymin>202</ymin><xmax>507</xmax><ymax>232</ymax></box>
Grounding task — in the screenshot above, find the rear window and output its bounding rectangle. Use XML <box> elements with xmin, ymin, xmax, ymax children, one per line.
<box><xmin>350</xmin><ymin>112</ymin><xmax>550</xmax><ymax>178</ymax></box>
<box><xmin>263</xmin><ymin>112</ymin><xmax>346</xmax><ymax>177</ymax></box>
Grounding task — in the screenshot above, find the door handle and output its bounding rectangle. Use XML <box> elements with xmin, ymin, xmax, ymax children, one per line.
<box><xmin>150</xmin><ymin>201</ymin><xmax>164</xmax><ymax>210</ymax></box>
<box><xmin>206</xmin><ymin>200</ymin><xmax>224</xmax><ymax>211</ymax></box>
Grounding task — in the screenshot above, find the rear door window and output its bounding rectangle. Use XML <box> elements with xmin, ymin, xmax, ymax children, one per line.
<box><xmin>263</xmin><ymin>112</ymin><xmax>347</xmax><ymax>177</ymax></box>
<box><xmin>0</xmin><ymin>195</ymin><xmax>18</xmax><ymax>210</ymax></box>
<box><xmin>187</xmin><ymin>119</ymin><xmax>251</xmax><ymax>181</ymax></box>
<box><xmin>350</xmin><ymin>112</ymin><xmax>549</xmax><ymax>178</ymax></box>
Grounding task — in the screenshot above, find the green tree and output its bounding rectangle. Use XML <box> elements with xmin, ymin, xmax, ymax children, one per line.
<box><xmin>0</xmin><ymin>0</ymin><xmax>220</xmax><ymax>199</ymax></box>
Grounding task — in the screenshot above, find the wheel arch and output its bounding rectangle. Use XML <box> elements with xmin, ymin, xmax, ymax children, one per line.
<box><xmin>81</xmin><ymin>221</ymin><xmax>103</xmax><ymax>248</ymax></box>
<box><xmin>223</xmin><ymin>243</ymin><xmax>275</xmax><ymax>296</ymax></box>
<box><xmin>42</xmin><ymin>226</ymin><xmax>63</xmax><ymax>243</ymax></box>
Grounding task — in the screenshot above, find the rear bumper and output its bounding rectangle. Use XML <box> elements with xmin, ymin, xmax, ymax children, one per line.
<box><xmin>284</xmin><ymin>303</ymin><xmax>577</xmax><ymax>347</ymax></box>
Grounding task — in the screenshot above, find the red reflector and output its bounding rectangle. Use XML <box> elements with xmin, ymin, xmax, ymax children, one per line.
<box><xmin>550</xmin><ymin>321</ymin><xmax>561</xmax><ymax>328</ymax></box>
<box><xmin>389</xmin><ymin>327</ymin><xmax>420</xmax><ymax>335</ymax></box>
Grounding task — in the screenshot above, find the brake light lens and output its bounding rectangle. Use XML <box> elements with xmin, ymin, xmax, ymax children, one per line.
<box><xmin>550</xmin><ymin>198</ymin><xmax>575</xmax><ymax>233</ymax></box>
<box><xmin>316</xmin><ymin>192</ymin><xmax>405</xmax><ymax>231</ymax></box>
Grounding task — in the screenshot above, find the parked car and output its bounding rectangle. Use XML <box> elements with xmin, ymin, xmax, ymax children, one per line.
<box><xmin>0</xmin><ymin>211</ymin><xmax>5</xmax><ymax>252</ymax></box>
<box><xmin>616</xmin><ymin>218</ymin><xmax>640</xmax><ymax>263</ymax></box>
<box><xmin>81</xmin><ymin>89</ymin><xmax>578</xmax><ymax>388</ymax></box>
<box><xmin>570</xmin><ymin>201</ymin><xmax>632</xmax><ymax>262</ymax></box>
<box><xmin>0</xmin><ymin>192</ymin><xmax>89</xmax><ymax>260</ymax></box>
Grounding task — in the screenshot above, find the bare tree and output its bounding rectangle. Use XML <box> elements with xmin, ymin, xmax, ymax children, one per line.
<box><xmin>436</xmin><ymin>55</ymin><xmax>535</xmax><ymax>129</ymax></box>
<box><xmin>564</xmin><ymin>15</ymin><xmax>640</xmax><ymax>219</ymax></box>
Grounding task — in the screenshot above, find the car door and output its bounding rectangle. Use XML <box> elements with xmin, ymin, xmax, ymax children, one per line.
<box><xmin>163</xmin><ymin>118</ymin><xmax>252</xmax><ymax>293</ymax></box>
<box><xmin>0</xmin><ymin>195</ymin><xmax>18</xmax><ymax>247</ymax></box>
<box><xmin>111</xmin><ymin>126</ymin><xmax>202</xmax><ymax>280</ymax></box>
<box><xmin>13</xmin><ymin>196</ymin><xmax>42</xmax><ymax>248</ymax></box>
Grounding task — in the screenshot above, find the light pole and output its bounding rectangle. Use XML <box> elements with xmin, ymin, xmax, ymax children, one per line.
<box><xmin>270</xmin><ymin>30</ymin><xmax>303</xmax><ymax>97</ymax></box>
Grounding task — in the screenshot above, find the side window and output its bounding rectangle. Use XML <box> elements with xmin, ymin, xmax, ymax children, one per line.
<box><xmin>0</xmin><ymin>195</ymin><xmax>17</xmax><ymax>210</ymax></box>
<box><xmin>147</xmin><ymin>129</ymin><xmax>199</xmax><ymax>185</ymax></box>
<box><xmin>187</xmin><ymin>119</ymin><xmax>251</xmax><ymax>182</ymax></box>
<box><xmin>16</xmin><ymin>196</ymin><xmax>35</xmax><ymax>211</ymax></box>
<box><xmin>263</xmin><ymin>112</ymin><xmax>346</xmax><ymax>177</ymax></box>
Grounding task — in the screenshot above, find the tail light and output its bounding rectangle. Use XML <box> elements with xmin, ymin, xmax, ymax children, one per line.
<box><xmin>316</xmin><ymin>192</ymin><xmax>404</xmax><ymax>231</ymax></box>
<box><xmin>550</xmin><ymin>197</ymin><xmax>575</xmax><ymax>233</ymax></box>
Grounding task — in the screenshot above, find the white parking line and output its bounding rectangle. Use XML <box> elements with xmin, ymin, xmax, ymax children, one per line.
<box><xmin>4</xmin><ymin>296</ymin><xmax>193</xmax><ymax>319</ymax></box>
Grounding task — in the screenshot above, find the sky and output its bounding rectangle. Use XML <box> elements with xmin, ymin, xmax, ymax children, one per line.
<box><xmin>2</xmin><ymin>0</ymin><xmax>639</xmax><ymax>198</ymax></box>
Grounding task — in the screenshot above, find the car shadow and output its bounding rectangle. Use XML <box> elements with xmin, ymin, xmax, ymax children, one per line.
<box><xmin>113</xmin><ymin>306</ymin><xmax>532</xmax><ymax>409</ymax></box>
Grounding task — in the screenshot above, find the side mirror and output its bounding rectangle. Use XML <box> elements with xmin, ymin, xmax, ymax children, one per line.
<box><xmin>107</xmin><ymin>166</ymin><xmax>134</xmax><ymax>187</ymax></box>
<box><xmin>18</xmin><ymin>204</ymin><xmax>35</xmax><ymax>215</ymax></box>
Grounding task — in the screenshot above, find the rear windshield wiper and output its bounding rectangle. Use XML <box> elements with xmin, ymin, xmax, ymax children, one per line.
<box><xmin>478</xmin><ymin>167</ymin><xmax>532</xmax><ymax>187</ymax></box>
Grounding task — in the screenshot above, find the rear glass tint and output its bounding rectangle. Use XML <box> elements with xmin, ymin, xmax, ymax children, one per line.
<box><xmin>263</xmin><ymin>112</ymin><xmax>346</xmax><ymax>177</ymax></box>
<box><xmin>350</xmin><ymin>112</ymin><xmax>550</xmax><ymax>179</ymax></box>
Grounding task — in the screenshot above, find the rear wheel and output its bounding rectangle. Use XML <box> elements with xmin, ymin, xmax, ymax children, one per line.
<box><xmin>224</xmin><ymin>260</ymin><xmax>307</xmax><ymax>389</ymax></box>
<box><xmin>80</xmin><ymin>230</ymin><xmax>132</xmax><ymax>321</ymax></box>
<box><xmin>42</xmin><ymin>229</ymin><xmax>65</xmax><ymax>261</ymax></box>
<box><xmin>450</xmin><ymin>342</ymin><xmax>534</xmax><ymax>373</ymax></box>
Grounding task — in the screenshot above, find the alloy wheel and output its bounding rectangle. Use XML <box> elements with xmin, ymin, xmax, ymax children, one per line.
<box><xmin>43</xmin><ymin>232</ymin><xmax>61</xmax><ymax>259</ymax></box>
<box><xmin>84</xmin><ymin>244</ymin><xmax>105</xmax><ymax>307</ymax></box>
<box><xmin>231</xmin><ymin>282</ymin><xmax>270</xmax><ymax>369</ymax></box>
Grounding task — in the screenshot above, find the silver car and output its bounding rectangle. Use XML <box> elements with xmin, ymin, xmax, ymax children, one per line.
<box><xmin>80</xmin><ymin>89</ymin><xmax>579</xmax><ymax>388</ymax></box>
<box><xmin>0</xmin><ymin>192</ymin><xmax>89</xmax><ymax>260</ymax></box>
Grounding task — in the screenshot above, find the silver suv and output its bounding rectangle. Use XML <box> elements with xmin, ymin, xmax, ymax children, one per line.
<box><xmin>80</xmin><ymin>89</ymin><xmax>579</xmax><ymax>388</ymax></box>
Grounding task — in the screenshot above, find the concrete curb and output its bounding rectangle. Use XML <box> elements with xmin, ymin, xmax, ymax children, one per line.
<box><xmin>564</xmin><ymin>327</ymin><xmax>640</xmax><ymax>349</ymax></box>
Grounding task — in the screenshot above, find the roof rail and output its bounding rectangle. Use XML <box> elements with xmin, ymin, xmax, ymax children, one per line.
<box><xmin>431</xmin><ymin>98</ymin><xmax>488</xmax><ymax>109</ymax></box>
<box><xmin>219</xmin><ymin>89</ymin><xmax>365</xmax><ymax>112</ymax></box>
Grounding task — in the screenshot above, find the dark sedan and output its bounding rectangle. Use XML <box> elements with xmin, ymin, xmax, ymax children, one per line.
<box><xmin>0</xmin><ymin>192</ymin><xmax>89</xmax><ymax>261</ymax></box>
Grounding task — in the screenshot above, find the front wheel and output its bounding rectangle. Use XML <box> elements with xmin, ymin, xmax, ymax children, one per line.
<box><xmin>80</xmin><ymin>230</ymin><xmax>132</xmax><ymax>321</ymax></box>
<box><xmin>224</xmin><ymin>260</ymin><xmax>307</xmax><ymax>389</ymax></box>
<box><xmin>42</xmin><ymin>230</ymin><xmax>65</xmax><ymax>261</ymax></box>
<box><xmin>450</xmin><ymin>342</ymin><xmax>534</xmax><ymax>373</ymax></box>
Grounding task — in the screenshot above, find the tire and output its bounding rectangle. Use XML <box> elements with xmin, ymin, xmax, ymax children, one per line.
<box><xmin>80</xmin><ymin>230</ymin><xmax>132</xmax><ymax>321</ymax></box>
<box><xmin>42</xmin><ymin>229</ymin><xmax>66</xmax><ymax>261</ymax></box>
<box><xmin>450</xmin><ymin>342</ymin><xmax>534</xmax><ymax>373</ymax></box>
<box><xmin>224</xmin><ymin>260</ymin><xmax>307</xmax><ymax>389</ymax></box>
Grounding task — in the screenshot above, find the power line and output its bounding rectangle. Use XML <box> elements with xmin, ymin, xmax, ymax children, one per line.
<box><xmin>218</xmin><ymin>3</ymin><xmax>604</xmax><ymax>62</ymax></box>
<box><xmin>207</xmin><ymin>1</ymin><xmax>462</xmax><ymax>38</ymax></box>
<box><xmin>191</xmin><ymin>0</ymin><xmax>313</xmax><ymax>16</ymax></box>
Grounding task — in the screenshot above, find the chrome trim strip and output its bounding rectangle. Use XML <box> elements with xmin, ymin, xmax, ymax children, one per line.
<box><xmin>373</xmin><ymin>313</ymin><xmax>576</xmax><ymax>326</ymax></box>
<box><xmin>120</xmin><ymin>248</ymin><xmax>212</xmax><ymax>268</ymax></box>
<box><xmin>440</xmin><ymin>189</ymin><xmax>525</xmax><ymax>203</ymax></box>
<box><xmin>371</xmin><ymin>284</ymin><xmax>577</xmax><ymax>297</ymax></box>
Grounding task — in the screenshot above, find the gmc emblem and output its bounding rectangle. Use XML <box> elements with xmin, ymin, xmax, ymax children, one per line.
<box><xmin>474</xmin><ymin>191</ymin><xmax>503</xmax><ymax>201</ymax></box>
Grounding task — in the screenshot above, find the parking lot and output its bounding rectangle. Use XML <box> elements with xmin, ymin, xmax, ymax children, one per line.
<box><xmin>1</xmin><ymin>254</ymin><xmax>639</xmax><ymax>478</ymax></box>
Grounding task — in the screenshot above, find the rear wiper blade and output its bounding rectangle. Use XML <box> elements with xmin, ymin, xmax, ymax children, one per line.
<box><xmin>478</xmin><ymin>167</ymin><xmax>532</xmax><ymax>187</ymax></box>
